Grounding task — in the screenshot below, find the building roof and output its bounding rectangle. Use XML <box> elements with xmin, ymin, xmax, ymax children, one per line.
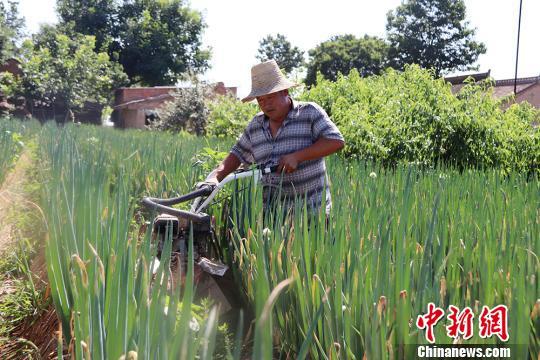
<box><xmin>113</xmin><ymin>93</ymin><xmax>174</xmax><ymax>110</ymax></box>
<box><xmin>492</xmin><ymin>75</ymin><xmax>540</xmax><ymax>99</ymax></box>
<box><xmin>445</xmin><ymin>70</ymin><xmax>491</xmax><ymax>85</ymax></box>
<box><xmin>113</xmin><ymin>82</ymin><xmax>237</xmax><ymax>112</ymax></box>
<box><xmin>446</xmin><ymin>70</ymin><xmax>540</xmax><ymax>99</ymax></box>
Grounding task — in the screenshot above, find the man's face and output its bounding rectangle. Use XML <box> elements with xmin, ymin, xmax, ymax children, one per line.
<box><xmin>256</xmin><ymin>90</ymin><xmax>290</xmax><ymax>121</ymax></box>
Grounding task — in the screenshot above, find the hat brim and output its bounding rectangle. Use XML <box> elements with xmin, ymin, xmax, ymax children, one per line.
<box><xmin>241</xmin><ymin>81</ymin><xmax>299</xmax><ymax>103</ymax></box>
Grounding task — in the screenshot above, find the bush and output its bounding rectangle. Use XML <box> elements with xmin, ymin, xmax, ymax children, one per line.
<box><xmin>149</xmin><ymin>84</ymin><xmax>210</xmax><ymax>135</ymax></box>
<box><xmin>0</xmin><ymin>72</ymin><xmax>17</xmax><ymax>98</ymax></box>
<box><xmin>300</xmin><ymin>65</ymin><xmax>539</xmax><ymax>173</ymax></box>
<box><xmin>206</xmin><ymin>95</ymin><xmax>259</xmax><ymax>138</ymax></box>
<box><xmin>16</xmin><ymin>32</ymin><xmax>128</xmax><ymax>121</ymax></box>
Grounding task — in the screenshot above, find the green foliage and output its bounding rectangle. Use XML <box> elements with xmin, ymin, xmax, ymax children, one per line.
<box><xmin>305</xmin><ymin>34</ymin><xmax>389</xmax><ymax>86</ymax></box>
<box><xmin>175</xmin><ymin>297</ymin><xmax>234</xmax><ymax>360</ymax></box>
<box><xmin>19</xmin><ymin>118</ymin><xmax>539</xmax><ymax>358</ymax></box>
<box><xmin>37</xmin><ymin>123</ymin><xmax>238</xmax><ymax>359</ymax></box>
<box><xmin>0</xmin><ymin>118</ymin><xmax>26</xmax><ymax>183</ymax></box>
<box><xmin>29</xmin><ymin>22</ymin><xmax>76</xmax><ymax>53</ymax></box>
<box><xmin>256</xmin><ymin>33</ymin><xmax>304</xmax><ymax>75</ymax></box>
<box><xmin>386</xmin><ymin>0</ymin><xmax>486</xmax><ymax>75</ymax></box>
<box><xmin>0</xmin><ymin>136</ymin><xmax>47</xmax><ymax>353</ymax></box>
<box><xmin>500</xmin><ymin>102</ymin><xmax>540</xmax><ymax>173</ymax></box>
<box><xmin>56</xmin><ymin>0</ymin><xmax>210</xmax><ymax>86</ymax></box>
<box><xmin>149</xmin><ymin>84</ymin><xmax>210</xmax><ymax>135</ymax></box>
<box><xmin>301</xmin><ymin>65</ymin><xmax>539</xmax><ymax>173</ymax></box>
<box><xmin>191</xmin><ymin>147</ymin><xmax>228</xmax><ymax>175</ymax></box>
<box><xmin>0</xmin><ymin>71</ymin><xmax>17</xmax><ymax>98</ymax></box>
<box><xmin>118</xmin><ymin>0</ymin><xmax>209</xmax><ymax>85</ymax></box>
<box><xmin>207</xmin><ymin>95</ymin><xmax>259</xmax><ymax>138</ymax></box>
<box><xmin>0</xmin><ymin>0</ymin><xmax>25</xmax><ymax>62</ymax></box>
<box><xmin>56</xmin><ymin>0</ymin><xmax>117</xmax><ymax>52</ymax></box>
<box><xmin>0</xmin><ymin>241</ymin><xmax>41</xmax><ymax>336</ymax></box>
<box><xmin>0</xmin><ymin>200</ymin><xmax>46</xmax><ymax>341</ymax></box>
<box><xmin>16</xmin><ymin>30</ymin><xmax>128</xmax><ymax>118</ymax></box>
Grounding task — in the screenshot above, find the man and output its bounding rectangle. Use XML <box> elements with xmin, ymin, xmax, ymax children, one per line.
<box><xmin>203</xmin><ymin>59</ymin><xmax>344</xmax><ymax>215</ymax></box>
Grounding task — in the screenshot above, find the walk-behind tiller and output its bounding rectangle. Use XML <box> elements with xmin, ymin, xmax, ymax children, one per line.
<box><xmin>141</xmin><ymin>164</ymin><xmax>277</xmax><ymax>312</ymax></box>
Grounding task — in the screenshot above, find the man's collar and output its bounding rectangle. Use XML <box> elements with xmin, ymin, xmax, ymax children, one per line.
<box><xmin>289</xmin><ymin>98</ymin><xmax>300</xmax><ymax>120</ymax></box>
<box><xmin>260</xmin><ymin>97</ymin><xmax>299</xmax><ymax>127</ymax></box>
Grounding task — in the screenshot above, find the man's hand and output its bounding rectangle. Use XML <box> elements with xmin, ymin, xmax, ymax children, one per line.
<box><xmin>198</xmin><ymin>168</ymin><xmax>219</xmax><ymax>189</ymax></box>
<box><xmin>195</xmin><ymin>177</ymin><xmax>219</xmax><ymax>190</ymax></box>
<box><xmin>277</xmin><ymin>138</ymin><xmax>345</xmax><ymax>174</ymax></box>
<box><xmin>196</xmin><ymin>153</ymin><xmax>242</xmax><ymax>190</ymax></box>
<box><xmin>278</xmin><ymin>153</ymin><xmax>300</xmax><ymax>174</ymax></box>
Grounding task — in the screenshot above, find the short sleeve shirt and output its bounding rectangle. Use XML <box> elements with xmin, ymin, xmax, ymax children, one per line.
<box><xmin>230</xmin><ymin>99</ymin><xmax>344</xmax><ymax>214</ymax></box>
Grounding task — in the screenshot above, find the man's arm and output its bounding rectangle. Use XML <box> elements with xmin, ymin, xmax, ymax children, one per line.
<box><xmin>204</xmin><ymin>153</ymin><xmax>242</xmax><ymax>184</ymax></box>
<box><xmin>278</xmin><ymin>137</ymin><xmax>345</xmax><ymax>173</ymax></box>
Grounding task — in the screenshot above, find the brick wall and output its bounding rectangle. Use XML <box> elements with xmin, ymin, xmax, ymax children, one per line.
<box><xmin>113</xmin><ymin>83</ymin><xmax>238</xmax><ymax>128</ymax></box>
<box><xmin>0</xmin><ymin>58</ymin><xmax>22</xmax><ymax>77</ymax></box>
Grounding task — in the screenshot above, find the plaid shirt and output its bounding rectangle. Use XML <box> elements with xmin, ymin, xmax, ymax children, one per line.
<box><xmin>230</xmin><ymin>99</ymin><xmax>344</xmax><ymax>214</ymax></box>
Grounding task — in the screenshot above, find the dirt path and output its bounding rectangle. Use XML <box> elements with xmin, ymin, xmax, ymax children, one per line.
<box><xmin>0</xmin><ymin>150</ymin><xmax>36</xmax><ymax>300</ymax></box>
<box><xmin>0</xmin><ymin>148</ymin><xmax>59</xmax><ymax>359</ymax></box>
<box><xmin>0</xmin><ymin>148</ymin><xmax>48</xmax><ymax>286</ymax></box>
<box><xmin>0</xmin><ymin>149</ymin><xmax>33</xmax><ymax>254</ymax></box>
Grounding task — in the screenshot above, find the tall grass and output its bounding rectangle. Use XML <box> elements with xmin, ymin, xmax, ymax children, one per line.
<box><xmin>0</xmin><ymin>118</ymin><xmax>38</xmax><ymax>183</ymax></box>
<box><xmin>225</xmin><ymin>160</ymin><xmax>540</xmax><ymax>358</ymax></box>
<box><xmin>38</xmin><ymin>123</ymin><xmax>235</xmax><ymax>359</ymax></box>
<box><xmin>36</xmin><ymin>122</ymin><xmax>539</xmax><ymax>358</ymax></box>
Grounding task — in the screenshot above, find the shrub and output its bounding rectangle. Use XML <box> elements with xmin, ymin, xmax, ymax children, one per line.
<box><xmin>300</xmin><ymin>65</ymin><xmax>539</xmax><ymax>173</ymax></box>
<box><xmin>206</xmin><ymin>95</ymin><xmax>259</xmax><ymax>138</ymax></box>
<box><xmin>0</xmin><ymin>72</ymin><xmax>17</xmax><ymax>98</ymax></box>
<box><xmin>149</xmin><ymin>84</ymin><xmax>210</xmax><ymax>135</ymax></box>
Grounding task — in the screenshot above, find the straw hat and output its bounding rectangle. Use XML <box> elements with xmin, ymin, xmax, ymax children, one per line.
<box><xmin>241</xmin><ymin>60</ymin><xmax>298</xmax><ymax>103</ymax></box>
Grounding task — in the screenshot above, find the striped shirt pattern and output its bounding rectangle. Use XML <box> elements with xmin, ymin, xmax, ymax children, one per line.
<box><xmin>230</xmin><ymin>99</ymin><xmax>344</xmax><ymax>214</ymax></box>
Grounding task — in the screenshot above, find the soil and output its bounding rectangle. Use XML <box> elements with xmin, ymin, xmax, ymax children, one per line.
<box><xmin>0</xmin><ymin>149</ymin><xmax>59</xmax><ymax>359</ymax></box>
<box><xmin>0</xmin><ymin>149</ymin><xmax>48</xmax><ymax>287</ymax></box>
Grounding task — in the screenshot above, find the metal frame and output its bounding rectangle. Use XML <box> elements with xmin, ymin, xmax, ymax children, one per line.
<box><xmin>142</xmin><ymin>165</ymin><xmax>276</xmax><ymax>220</ymax></box>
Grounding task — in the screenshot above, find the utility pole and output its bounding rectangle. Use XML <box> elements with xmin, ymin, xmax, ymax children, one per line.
<box><xmin>514</xmin><ymin>0</ymin><xmax>523</xmax><ymax>95</ymax></box>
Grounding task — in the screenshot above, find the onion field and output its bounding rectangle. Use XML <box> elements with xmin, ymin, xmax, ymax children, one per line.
<box><xmin>7</xmin><ymin>121</ymin><xmax>540</xmax><ymax>358</ymax></box>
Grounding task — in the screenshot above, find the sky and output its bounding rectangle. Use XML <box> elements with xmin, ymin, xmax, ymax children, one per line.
<box><xmin>17</xmin><ymin>0</ymin><xmax>540</xmax><ymax>98</ymax></box>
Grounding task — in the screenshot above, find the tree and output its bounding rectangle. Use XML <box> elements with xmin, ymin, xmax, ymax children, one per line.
<box><xmin>116</xmin><ymin>0</ymin><xmax>210</xmax><ymax>86</ymax></box>
<box><xmin>305</xmin><ymin>34</ymin><xmax>389</xmax><ymax>86</ymax></box>
<box><xmin>56</xmin><ymin>0</ymin><xmax>118</xmax><ymax>52</ymax></box>
<box><xmin>16</xmin><ymin>30</ymin><xmax>128</xmax><ymax>121</ymax></box>
<box><xmin>256</xmin><ymin>33</ymin><xmax>304</xmax><ymax>75</ymax></box>
<box><xmin>0</xmin><ymin>0</ymin><xmax>25</xmax><ymax>61</ymax></box>
<box><xmin>56</xmin><ymin>0</ymin><xmax>211</xmax><ymax>86</ymax></box>
<box><xmin>30</xmin><ymin>23</ymin><xmax>79</xmax><ymax>56</ymax></box>
<box><xmin>386</xmin><ymin>0</ymin><xmax>486</xmax><ymax>75</ymax></box>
